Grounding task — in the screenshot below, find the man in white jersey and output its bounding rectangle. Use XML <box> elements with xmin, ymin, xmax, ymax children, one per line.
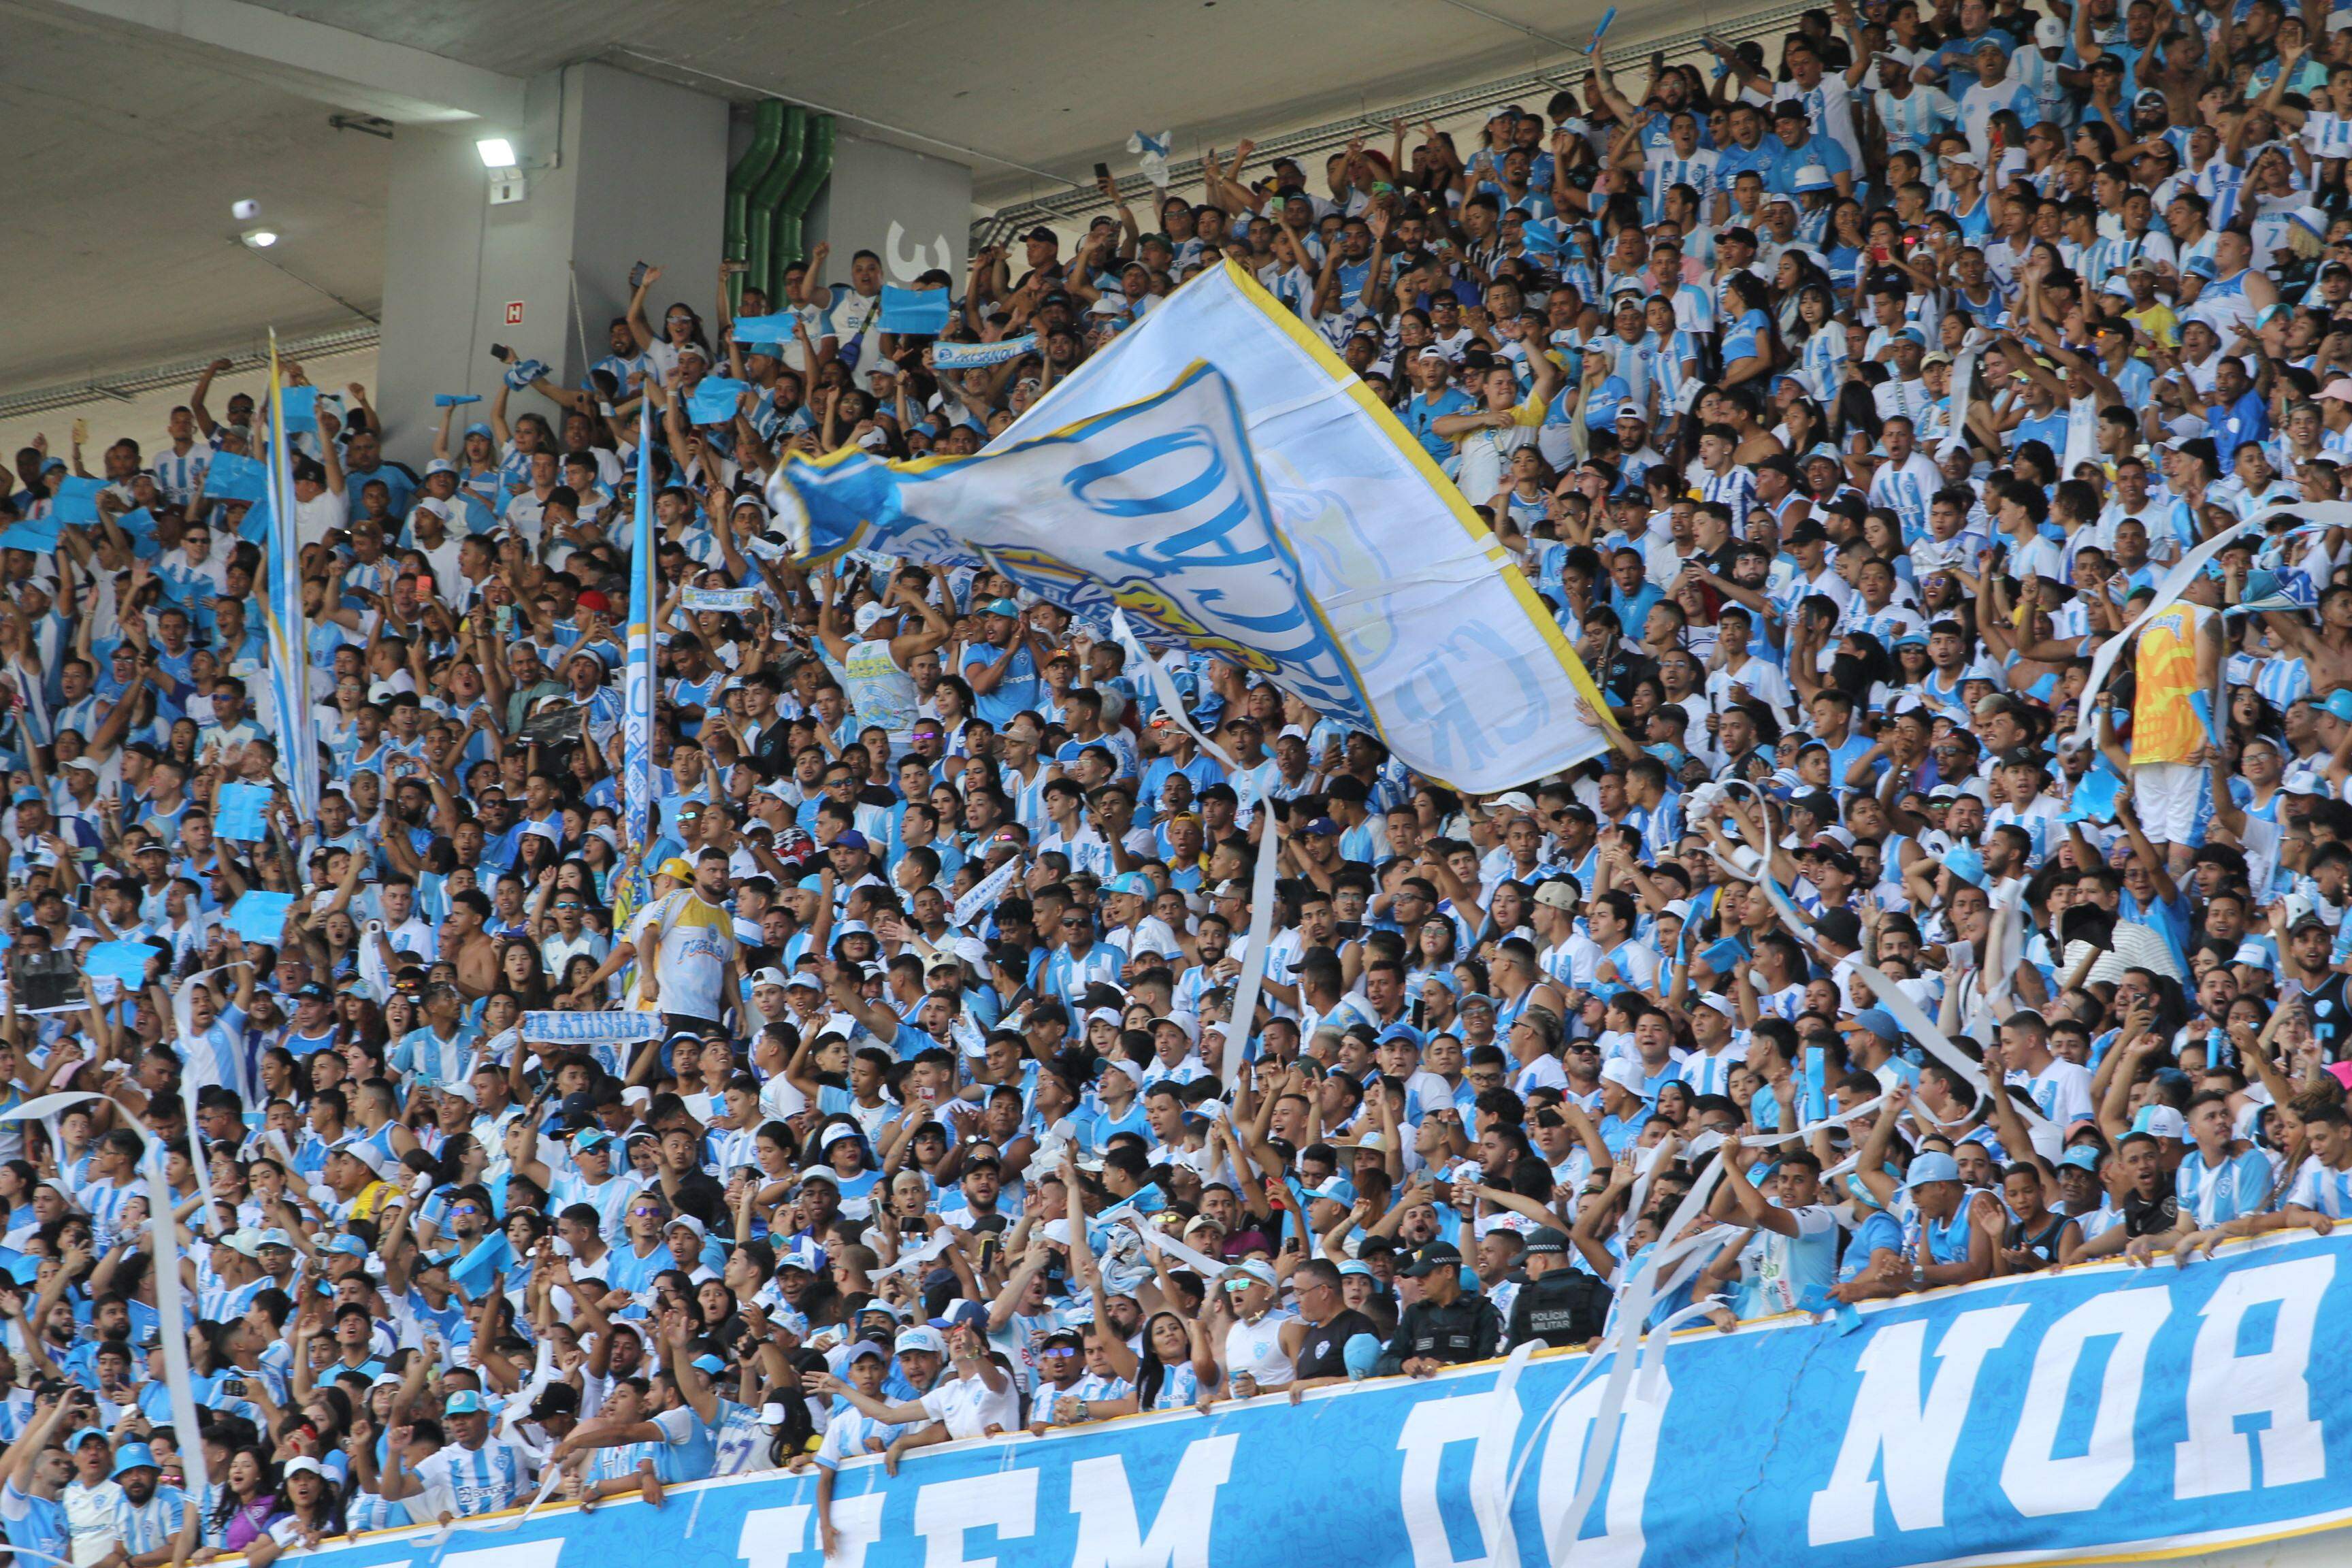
<box><xmin>1705</xmin><ymin>1144</ymin><xmax>1840</xmax><ymax>1321</ymax></box>
<box><xmin>391</xmin><ymin>1389</ymin><xmax>536</xmax><ymax>1522</ymax></box>
<box><xmin>812</xmin><ymin>566</ymin><xmax>953</xmax><ymax>746</ymax></box>
<box><xmin>636</xmin><ymin>848</ymin><xmax>741</xmax><ymax>1035</ymax></box>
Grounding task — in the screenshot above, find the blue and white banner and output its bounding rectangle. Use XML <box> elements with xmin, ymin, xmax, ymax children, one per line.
<box><xmin>932</xmin><ymin>334</ymin><xmax>1037</xmax><ymax>370</ymax></box>
<box><xmin>999</xmin><ymin>259</ymin><xmax>1616</xmax><ymax>789</ymax></box>
<box><xmin>768</xmin><ymin>361</ymin><xmax>1382</xmax><ymax>735</ymax></box>
<box><xmin>251</xmin><ymin>1233</ymin><xmax>2352</xmax><ymax>1568</ymax></box>
<box><xmin>683</xmin><ymin>587</ymin><xmax>764</xmax><ymax>614</ymax></box>
<box><xmin>521</xmin><ymin>1010</ymin><xmax>663</xmax><ymax>1047</ymax></box>
<box><xmin>951</xmin><ymin>852</ymin><xmax>1023</xmax><ymax>931</ymax></box>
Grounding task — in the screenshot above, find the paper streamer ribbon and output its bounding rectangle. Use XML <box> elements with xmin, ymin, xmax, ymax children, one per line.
<box><xmin>1509</xmin><ymin>1079</ymin><xmax>1904</xmax><ymax>1543</ymax></box>
<box><xmin>1936</xmin><ymin>338</ymin><xmax>1985</xmax><ymax>459</ymax></box>
<box><xmin>1126</xmin><ymin>1213</ymin><xmax>1235</xmax><ymax>1281</ymax></box>
<box><xmin>173</xmin><ymin>962</ymin><xmax>250</xmax><ymax>1234</ymax></box>
<box><xmin>144</xmin><ymin>1155</ymin><xmax>212</xmax><ymax>1504</ymax></box>
<box><xmin>1113</xmin><ymin>609</ymin><xmax>1283</xmax><ymax>1068</ymax></box>
<box><xmin>870</xmin><ymin>1230</ymin><xmax>960</xmax><ymax>1283</ymax></box>
<box><xmin>951</xmin><ymin>853</ymin><xmax>1024</xmax><ymax>932</ymax></box>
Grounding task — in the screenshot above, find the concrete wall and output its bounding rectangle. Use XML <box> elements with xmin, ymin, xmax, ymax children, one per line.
<box><xmin>374</xmin><ymin>62</ymin><xmax>727</xmax><ymax>465</ymax></box>
<box><xmin>806</xmin><ymin>132</ymin><xmax>973</xmax><ymax>288</ymax></box>
<box><xmin>0</xmin><ymin>345</ymin><xmax>378</xmax><ymax>485</ymax></box>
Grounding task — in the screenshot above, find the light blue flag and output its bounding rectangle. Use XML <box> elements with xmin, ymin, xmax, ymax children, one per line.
<box><xmin>731</xmin><ymin>314</ymin><xmax>800</xmax><ymax>346</ymax></box>
<box><xmin>214</xmin><ymin>782</ymin><xmax>272</xmax><ymax>842</ymax></box>
<box><xmin>0</xmin><ymin>517</ymin><xmax>62</xmax><ymax>555</ymax></box>
<box><xmin>687</xmin><ymin>376</ymin><xmax>751</xmax><ymax>426</ymax></box>
<box><xmin>434</xmin><ymin>393</ymin><xmax>483</xmax><ymax>408</ymax></box>
<box><xmin>879</xmin><ymin>285</ymin><xmax>952</xmax><ymax>336</ymax></box>
<box><xmin>281</xmin><ymin>386</ymin><xmax>319</xmax><ymax>434</ymax></box>
<box><xmin>85</xmin><ymin>941</ymin><xmax>160</xmax><ymax>990</ymax></box>
<box><xmin>227</xmin><ymin>892</ymin><xmax>296</xmax><ymax>945</ymax></box>
<box><xmin>203</xmin><ymin>453</ymin><xmax>266</xmax><ymax>503</ymax></box>
<box><xmin>50</xmin><ymin>476</ymin><xmax>102</xmax><ymax>524</ymax></box>
<box><xmin>2065</xmin><ymin>759</ymin><xmax>2125</xmax><ymax>823</ymax></box>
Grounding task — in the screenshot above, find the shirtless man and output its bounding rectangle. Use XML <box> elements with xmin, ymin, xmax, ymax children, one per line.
<box><xmin>441</xmin><ymin>888</ymin><xmax>502</xmax><ymax>997</ymax></box>
<box><xmin>2266</xmin><ymin>583</ymin><xmax>2352</xmax><ymax>696</ymax></box>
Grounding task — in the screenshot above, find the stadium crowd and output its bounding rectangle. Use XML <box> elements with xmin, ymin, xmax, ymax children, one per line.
<box><xmin>1</xmin><ymin>0</ymin><xmax>2352</xmax><ymax>1552</ymax></box>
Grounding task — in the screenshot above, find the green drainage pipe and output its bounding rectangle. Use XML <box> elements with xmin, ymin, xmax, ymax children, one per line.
<box><xmin>746</xmin><ymin>105</ymin><xmax>808</xmax><ymax>308</ymax></box>
<box><xmin>772</xmin><ymin>112</ymin><xmax>836</xmax><ymax>296</ymax></box>
<box><xmin>723</xmin><ymin>100</ymin><xmax>787</xmax><ymax>314</ymax></box>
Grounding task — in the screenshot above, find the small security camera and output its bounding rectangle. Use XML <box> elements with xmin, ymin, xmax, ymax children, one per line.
<box><xmin>231</xmin><ymin>199</ymin><xmax>261</xmax><ymax>221</ymax></box>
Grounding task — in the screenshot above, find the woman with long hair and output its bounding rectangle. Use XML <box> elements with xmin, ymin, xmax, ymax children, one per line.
<box><xmin>246</xmin><ymin>1455</ymin><xmax>342</xmax><ymax>1565</ymax></box>
<box><xmin>495</xmin><ymin>939</ymin><xmax>555</xmax><ymax>1012</ymax></box>
<box><xmin>209</xmin><ymin>1444</ymin><xmax>280</xmax><ymax>1553</ymax></box>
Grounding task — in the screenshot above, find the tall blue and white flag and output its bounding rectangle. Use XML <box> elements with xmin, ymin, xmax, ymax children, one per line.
<box><xmin>616</xmin><ymin>404</ymin><xmax>656</xmax><ymax>927</ymax></box>
<box><xmin>260</xmin><ymin>331</ymin><xmax>318</xmax><ymax>828</ymax></box>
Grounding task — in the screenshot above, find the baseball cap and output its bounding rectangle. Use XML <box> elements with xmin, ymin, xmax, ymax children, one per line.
<box><xmin>656</xmin><ymin>856</ymin><xmax>696</xmax><ymax>881</ymax></box>
<box><xmin>894</xmin><ymin>1325</ymin><xmax>948</xmax><ymax>1356</ymax></box>
<box><xmin>1850</xmin><ymin>1008</ymin><xmax>1901</xmax><ymax>1044</ymax></box>
<box><xmin>1400</xmin><ymin>1241</ymin><xmax>1464</xmax><ymax>1277</ymax></box>
<box><xmin>1906</xmin><ymin>1152</ymin><xmax>1963</xmax><ymax>1189</ymax></box>
<box><xmin>443</xmin><ymin>1390</ymin><xmax>486</xmax><ymax>1416</ymax></box>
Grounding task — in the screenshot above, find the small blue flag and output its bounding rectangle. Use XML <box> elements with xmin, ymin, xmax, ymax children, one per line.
<box><xmin>204</xmin><ymin>453</ymin><xmax>267</xmax><ymax>503</ymax></box>
<box><xmin>84</xmin><ymin>941</ymin><xmax>160</xmax><ymax>990</ymax></box>
<box><xmin>434</xmin><ymin>393</ymin><xmax>483</xmax><ymax>408</ymax></box>
<box><xmin>0</xmin><ymin>517</ymin><xmax>62</xmax><ymax>555</ymax></box>
<box><xmin>214</xmin><ymin>781</ymin><xmax>272</xmax><ymax>842</ymax></box>
<box><xmin>687</xmin><ymin>376</ymin><xmax>752</xmax><ymax>426</ymax></box>
<box><xmin>50</xmin><ymin>476</ymin><xmax>102</xmax><ymax>525</ymax></box>
<box><xmin>732</xmin><ymin>314</ymin><xmax>800</xmax><ymax>345</ymax></box>
<box><xmin>281</xmin><ymin>385</ymin><xmax>319</xmax><ymax>434</ymax></box>
<box><xmin>227</xmin><ymin>891</ymin><xmax>297</xmax><ymax>945</ymax></box>
<box><xmin>879</xmin><ymin>285</ymin><xmax>953</xmax><ymax>336</ymax></box>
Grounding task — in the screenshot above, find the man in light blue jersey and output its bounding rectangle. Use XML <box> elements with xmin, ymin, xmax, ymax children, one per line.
<box><xmin>395</xmin><ymin>1388</ymin><xmax>536</xmax><ymax>1522</ymax></box>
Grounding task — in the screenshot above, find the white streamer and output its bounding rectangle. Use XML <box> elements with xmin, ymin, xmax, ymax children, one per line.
<box><xmin>172</xmin><ymin>962</ymin><xmax>249</xmax><ymax>1235</ymax></box>
<box><xmin>869</xmin><ymin>1230</ymin><xmax>958</xmax><ymax>1282</ymax></box>
<box><xmin>1126</xmin><ymin>1213</ymin><xmax>1232</xmax><ymax>1281</ymax></box>
<box><xmin>1112</xmin><ymin>612</ymin><xmax>1287</xmax><ymax>1072</ymax></box>
<box><xmin>1936</xmin><ymin>338</ymin><xmax>1984</xmax><ymax>460</ymax></box>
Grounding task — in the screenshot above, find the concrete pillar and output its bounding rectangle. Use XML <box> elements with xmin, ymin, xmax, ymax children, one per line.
<box><xmin>375</xmin><ymin>61</ymin><xmax>729</xmax><ymax>462</ymax></box>
<box><xmin>806</xmin><ymin>133</ymin><xmax>974</xmax><ymax>289</ymax></box>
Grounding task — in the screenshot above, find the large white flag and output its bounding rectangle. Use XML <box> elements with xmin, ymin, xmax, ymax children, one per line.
<box><xmin>768</xmin><ymin>262</ymin><xmax>1613</xmax><ymax>789</ymax></box>
<box><xmin>1006</xmin><ymin>261</ymin><xmax>1612</xmax><ymax>788</ymax></box>
<box><xmin>770</xmin><ymin>361</ymin><xmax>1379</xmax><ymax>732</ymax></box>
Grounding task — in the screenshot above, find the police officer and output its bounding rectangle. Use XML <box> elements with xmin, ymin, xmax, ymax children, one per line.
<box><xmin>1504</xmin><ymin>1229</ymin><xmax>1610</xmax><ymax>1349</ymax></box>
<box><xmin>1288</xmin><ymin>1259</ymin><xmax>1384</xmax><ymax>1398</ymax></box>
<box><xmin>1372</xmin><ymin>1241</ymin><xmax>1502</xmax><ymax>1377</ymax></box>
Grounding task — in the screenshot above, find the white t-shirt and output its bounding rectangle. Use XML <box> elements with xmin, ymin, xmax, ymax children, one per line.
<box><xmin>644</xmin><ymin>889</ymin><xmax>738</xmax><ymax>1022</ymax></box>
<box><xmin>919</xmin><ymin>1368</ymin><xmax>1020</xmax><ymax>1440</ymax></box>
